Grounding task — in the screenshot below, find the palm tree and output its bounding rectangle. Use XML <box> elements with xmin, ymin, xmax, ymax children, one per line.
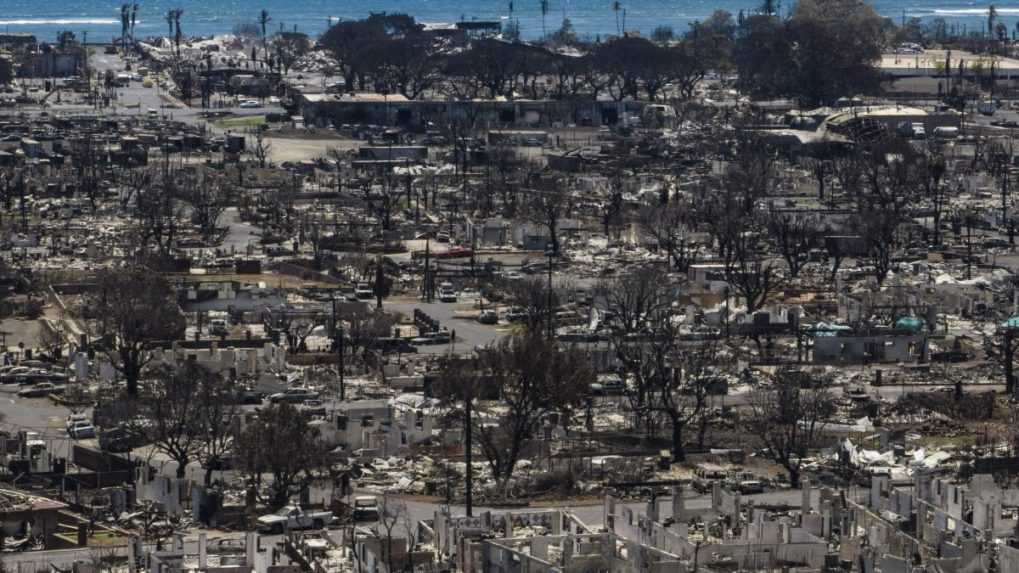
<box><xmin>258</xmin><ymin>10</ymin><xmax>272</xmax><ymax>68</ymax></box>
<box><xmin>173</xmin><ymin>9</ymin><xmax>183</xmax><ymax>59</ymax></box>
<box><xmin>166</xmin><ymin>9</ymin><xmax>174</xmax><ymax>41</ymax></box>
<box><xmin>988</xmin><ymin>5</ymin><xmax>997</xmax><ymax>40</ymax></box>
<box><xmin>131</xmin><ymin>4</ymin><xmax>139</xmax><ymax>44</ymax></box>
<box><xmin>120</xmin><ymin>5</ymin><xmax>130</xmax><ymax>51</ymax></box>
<box><xmin>612</xmin><ymin>1</ymin><xmax>621</xmax><ymax>35</ymax></box>
<box><xmin>540</xmin><ymin>0</ymin><xmax>549</xmax><ymax>38</ymax></box>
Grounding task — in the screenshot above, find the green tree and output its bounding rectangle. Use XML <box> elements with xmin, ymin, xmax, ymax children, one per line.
<box><xmin>550</xmin><ymin>17</ymin><xmax>577</xmax><ymax>46</ymax></box>
<box><xmin>735</xmin><ymin>0</ymin><xmax>885</xmax><ymax>106</ymax></box>
<box><xmin>651</xmin><ymin>25</ymin><xmax>674</xmax><ymax>43</ymax></box>
<box><xmin>787</xmin><ymin>0</ymin><xmax>885</xmax><ymax>105</ymax></box>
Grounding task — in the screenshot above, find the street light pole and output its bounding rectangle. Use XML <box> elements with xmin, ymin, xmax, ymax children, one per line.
<box><xmin>546</xmin><ymin>242</ymin><xmax>554</xmax><ymax>341</ymax></box>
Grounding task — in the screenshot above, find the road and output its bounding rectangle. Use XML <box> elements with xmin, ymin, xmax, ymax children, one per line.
<box><xmin>11</xmin><ymin>51</ymin><xmax>284</xmax><ymax>128</ymax></box>
<box><xmin>0</xmin><ymin>384</ymin><xmax>79</xmax><ymax>461</ymax></box>
<box><xmin>386</xmin><ymin>298</ymin><xmax>510</xmax><ymax>355</ymax></box>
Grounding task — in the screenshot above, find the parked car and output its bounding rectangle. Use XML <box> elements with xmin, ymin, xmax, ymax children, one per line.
<box><xmin>339</xmin><ymin>285</ymin><xmax>358</xmax><ymax>301</ymax></box>
<box><xmin>257</xmin><ymin>506</ymin><xmax>335</xmax><ymax>533</ymax></box>
<box><xmin>66</xmin><ymin>413</ymin><xmax>90</xmax><ymax>430</ymax></box>
<box><xmin>373</xmin><ymin>337</ymin><xmax>417</xmax><ymax>354</ymax></box>
<box><xmin>239</xmin><ymin>100</ymin><xmax>261</xmax><ymax>108</ymax></box>
<box><xmin>930</xmin><ymin>350</ymin><xmax>972</xmax><ymax>363</ymax></box>
<box><xmin>300</xmin><ymin>399</ymin><xmax>327</xmax><ymax>416</ymax></box>
<box><xmin>588</xmin><ymin>377</ymin><xmax>625</xmax><ymax>396</ymax></box>
<box><xmin>18</xmin><ymin>382</ymin><xmax>63</xmax><ymax>398</ymax></box>
<box><xmin>410</xmin><ymin>331</ymin><xmax>451</xmax><ymax>345</ymax></box>
<box><xmin>228</xmin><ymin>390</ymin><xmax>264</xmax><ymax>405</ymax></box>
<box><xmin>68</xmin><ymin>420</ymin><xmax>97</xmax><ymax>439</ymax></box>
<box><xmin>978</xmin><ymin>100</ymin><xmax>998</xmax><ymax>116</ymax></box>
<box><xmin>18</xmin><ymin>369</ymin><xmax>67</xmax><ymax>385</ymax></box>
<box><xmin>269</xmin><ymin>388</ymin><xmax>320</xmax><ymax>404</ymax></box>
<box><xmin>477</xmin><ymin>310</ymin><xmax>498</xmax><ymax>325</ymax></box>
<box><xmin>99</xmin><ymin>425</ymin><xmax>147</xmax><ymax>453</ymax></box>
<box><xmin>737</xmin><ymin>480</ymin><xmax>766</xmax><ymax>495</ymax></box>
<box><xmin>355</xmin><ymin>283</ymin><xmax>374</xmax><ymax>299</ymax></box>
<box><xmin>0</xmin><ymin>366</ymin><xmax>32</xmax><ymax>383</ymax></box>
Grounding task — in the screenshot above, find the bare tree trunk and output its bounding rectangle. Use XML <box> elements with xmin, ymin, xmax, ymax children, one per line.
<box><xmin>670</xmin><ymin>414</ymin><xmax>685</xmax><ymax>462</ymax></box>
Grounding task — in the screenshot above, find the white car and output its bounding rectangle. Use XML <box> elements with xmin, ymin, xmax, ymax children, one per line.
<box><xmin>257</xmin><ymin>506</ymin><xmax>335</xmax><ymax>533</ymax></box>
<box><xmin>239</xmin><ymin>100</ymin><xmax>261</xmax><ymax>109</ymax></box>
<box><xmin>66</xmin><ymin>413</ymin><xmax>89</xmax><ymax>430</ymax></box>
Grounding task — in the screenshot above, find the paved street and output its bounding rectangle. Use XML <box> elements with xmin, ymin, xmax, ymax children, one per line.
<box><xmin>386</xmin><ymin>298</ymin><xmax>511</xmax><ymax>355</ymax></box>
<box><xmin>10</xmin><ymin>50</ymin><xmax>284</xmax><ymax>129</ymax></box>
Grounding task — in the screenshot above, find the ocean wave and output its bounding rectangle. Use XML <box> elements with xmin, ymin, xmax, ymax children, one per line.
<box><xmin>0</xmin><ymin>18</ymin><xmax>119</xmax><ymax>26</ymax></box>
<box><xmin>931</xmin><ymin>7</ymin><xmax>1019</xmax><ymax>16</ymax></box>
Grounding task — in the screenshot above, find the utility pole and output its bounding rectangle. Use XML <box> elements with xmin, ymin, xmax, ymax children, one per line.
<box><xmin>1004</xmin><ymin>327</ymin><xmax>1016</xmax><ymax>399</ymax></box>
<box><xmin>82</xmin><ymin>31</ymin><xmax>89</xmax><ymax>107</ymax></box>
<box><xmin>464</xmin><ymin>383</ymin><xmax>473</xmax><ymax>517</ymax></box>
<box><xmin>423</xmin><ymin>233</ymin><xmax>433</xmax><ymax>303</ymax></box>
<box><xmin>332</xmin><ymin>297</ymin><xmax>345</xmax><ymax>401</ymax></box>
<box><xmin>546</xmin><ymin>242</ymin><xmax>554</xmax><ymax>340</ymax></box>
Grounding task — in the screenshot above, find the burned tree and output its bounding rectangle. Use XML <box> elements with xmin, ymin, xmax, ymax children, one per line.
<box><xmin>77</xmin><ymin>266</ymin><xmax>185</xmax><ymax>397</ymax></box>
<box><xmin>237</xmin><ymin>402</ymin><xmax>326</xmax><ymax>507</ymax></box>
<box><xmin>141</xmin><ymin>362</ymin><xmax>212</xmax><ymax>478</ymax></box>
<box><xmin>612</xmin><ymin>317</ymin><xmax>720</xmax><ymax>460</ymax></box>
<box><xmin>639</xmin><ymin>201</ymin><xmax>696</xmax><ymax>271</ymax></box>
<box><xmin>474</xmin><ymin>333</ymin><xmax>591</xmax><ymax>498</ymax></box>
<box><xmin>744</xmin><ymin>370</ymin><xmax>835</xmax><ymax>487</ymax></box>
<box><xmin>342</xmin><ymin>306</ymin><xmax>398</xmax><ymax>366</ymax></box>
<box><xmin>599</xmin><ymin>265</ymin><xmax>671</xmax><ymax>335</ymax></box>
<box><xmin>711</xmin><ymin>210</ymin><xmax>784</xmax><ymax>313</ymax></box>
<box><xmin>802</xmin><ymin>156</ymin><xmax>831</xmax><ymax>200</ymax></box>
<box><xmin>853</xmin><ymin>140</ymin><xmax>923</xmax><ymax>285</ymax></box>
<box><xmin>920</xmin><ymin>147</ymin><xmax>948</xmax><ymax>245</ymax></box>
<box><xmin>132</xmin><ymin>169</ymin><xmax>184</xmax><ymax>264</ymax></box>
<box><xmin>765</xmin><ymin>211</ymin><xmax>821</xmax><ymax>279</ymax></box>
<box><xmin>196</xmin><ymin>371</ymin><xmax>240</xmax><ymax>487</ymax></box>
<box><xmin>725</xmin><ymin>132</ymin><xmax>777</xmax><ymax>213</ymax></box>
<box><xmin>505</xmin><ymin>278</ymin><xmax>559</xmax><ymax>334</ymax></box>
<box><xmin>179</xmin><ymin>170</ymin><xmax>232</xmax><ymax>241</ymax></box>
<box><xmin>526</xmin><ymin>183</ymin><xmax>570</xmax><ymax>257</ymax></box>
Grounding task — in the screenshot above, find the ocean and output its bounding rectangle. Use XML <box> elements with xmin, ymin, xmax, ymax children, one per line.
<box><xmin>1</xmin><ymin>0</ymin><xmax>1017</xmax><ymax>43</ymax></box>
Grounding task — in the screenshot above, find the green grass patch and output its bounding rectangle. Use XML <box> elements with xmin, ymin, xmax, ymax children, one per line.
<box><xmin>213</xmin><ymin>115</ymin><xmax>266</xmax><ymax>129</ymax></box>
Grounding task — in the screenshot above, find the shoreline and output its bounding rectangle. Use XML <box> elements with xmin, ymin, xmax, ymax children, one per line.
<box><xmin>1</xmin><ymin>7</ymin><xmax>1014</xmax><ymax>44</ymax></box>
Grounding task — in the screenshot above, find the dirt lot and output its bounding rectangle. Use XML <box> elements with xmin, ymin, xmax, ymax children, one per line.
<box><xmin>265</xmin><ymin>133</ymin><xmax>362</xmax><ymax>163</ymax></box>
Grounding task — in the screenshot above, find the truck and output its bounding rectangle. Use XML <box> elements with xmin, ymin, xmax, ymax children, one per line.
<box><xmin>351</xmin><ymin>496</ymin><xmax>379</xmax><ymax>521</ymax></box>
<box><xmin>257</xmin><ymin>506</ymin><xmax>335</xmax><ymax>533</ymax></box>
